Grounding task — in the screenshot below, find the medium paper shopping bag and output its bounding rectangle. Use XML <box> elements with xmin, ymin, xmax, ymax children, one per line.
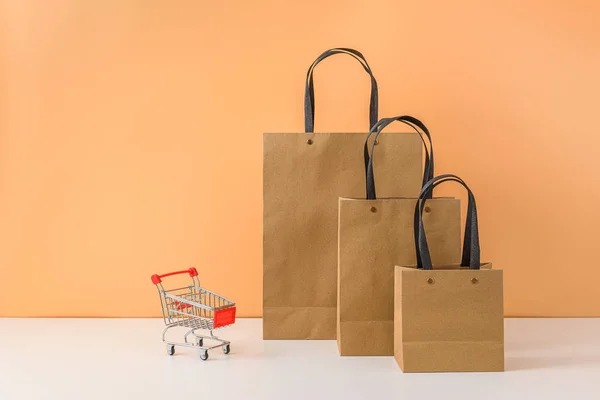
<box><xmin>337</xmin><ymin>116</ymin><xmax>461</xmax><ymax>355</ymax></box>
<box><xmin>395</xmin><ymin>174</ymin><xmax>504</xmax><ymax>372</ymax></box>
<box><xmin>263</xmin><ymin>49</ymin><xmax>423</xmax><ymax>339</ymax></box>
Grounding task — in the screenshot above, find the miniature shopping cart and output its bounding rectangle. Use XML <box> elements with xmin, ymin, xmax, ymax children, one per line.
<box><xmin>151</xmin><ymin>267</ymin><xmax>236</xmax><ymax>360</ymax></box>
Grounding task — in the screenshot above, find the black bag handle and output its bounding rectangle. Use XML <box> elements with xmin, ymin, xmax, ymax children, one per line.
<box><xmin>414</xmin><ymin>174</ymin><xmax>480</xmax><ymax>270</ymax></box>
<box><xmin>304</xmin><ymin>48</ymin><xmax>378</xmax><ymax>133</ymax></box>
<box><xmin>364</xmin><ymin>116</ymin><xmax>434</xmax><ymax>200</ymax></box>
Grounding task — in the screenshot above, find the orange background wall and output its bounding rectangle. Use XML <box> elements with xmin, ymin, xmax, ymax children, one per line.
<box><xmin>1</xmin><ymin>0</ymin><xmax>599</xmax><ymax>318</ymax></box>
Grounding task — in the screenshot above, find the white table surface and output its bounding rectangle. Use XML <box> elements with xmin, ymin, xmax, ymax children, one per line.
<box><xmin>1</xmin><ymin>318</ymin><xmax>599</xmax><ymax>399</ymax></box>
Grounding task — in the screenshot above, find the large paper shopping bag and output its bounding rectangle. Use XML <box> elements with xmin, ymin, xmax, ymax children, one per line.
<box><xmin>395</xmin><ymin>174</ymin><xmax>504</xmax><ymax>372</ymax></box>
<box><xmin>263</xmin><ymin>49</ymin><xmax>423</xmax><ymax>339</ymax></box>
<box><xmin>337</xmin><ymin>116</ymin><xmax>461</xmax><ymax>355</ymax></box>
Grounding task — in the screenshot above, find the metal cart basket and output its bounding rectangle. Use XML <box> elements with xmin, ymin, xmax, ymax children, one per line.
<box><xmin>151</xmin><ymin>268</ymin><xmax>236</xmax><ymax>360</ymax></box>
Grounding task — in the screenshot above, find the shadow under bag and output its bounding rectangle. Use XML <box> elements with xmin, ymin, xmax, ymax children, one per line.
<box><xmin>263</xmin><ymin>48</ymin><xmax>423</xmax><ymax>339</ymax></box>
<box><xmin>394</xmin><ymin>174</ymin><xmax>504</xmax><ymax>372</ymax></box>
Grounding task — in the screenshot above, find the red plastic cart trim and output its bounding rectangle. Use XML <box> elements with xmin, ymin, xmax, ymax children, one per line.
<box><xmin>151</xmin><ymin>268</ymin><xmax>198</xmax><ymax>284</ymax></box>
<box><xmin>213</xmin><ymin>306</ymin><xmax>236</xmax><ymax>328</ymax></box>
<box><xmin>174</xmin><ymin>301</ymin><xmax>192</xmax><ymax>310</ymax></box>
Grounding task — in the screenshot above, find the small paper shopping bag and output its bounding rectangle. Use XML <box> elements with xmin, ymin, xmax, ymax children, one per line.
<box><xmin>394</xmin><ymin>174</ymin><xmax>504</xmax><ymax>372</ymax></box>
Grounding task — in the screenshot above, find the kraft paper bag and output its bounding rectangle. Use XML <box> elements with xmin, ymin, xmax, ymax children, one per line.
<box><xmin>337</xmin><ymin>116</ymin><xmax>461</xmax><ymax>356</ymax></box>
<box><xmin>395</xmin><ymin>174</ymin><xmax>504</xmax><ymax>373</ymax></box>
<box><xmin>263</xmin><ymin>49</ymin><xmax>422</xmax><ymax>339</ymax></box>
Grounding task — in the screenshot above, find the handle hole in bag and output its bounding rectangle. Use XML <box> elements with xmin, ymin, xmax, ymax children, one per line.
<box><xmin>370</xmin><ymin>206</ymin><xmax>377</xmax><ymax>213</ymax></box>
<box><xmin>307</xmin><ymin>139</ymin><xmax>314</xmax><ymax>145</ymax></box>
<box><xmin>471</xmin><ymin>278</ymin><xmax>479</xmax><ymax>284</ymax></box>
<box><xmin>424</xmin><ymin>206</ymin><xmax>431</xmax><ymax>213</ymax></box>
<box><xmin>427</xmin><ymin>277</ymin><xmax>435</xmax><ymax>284</ymax></box>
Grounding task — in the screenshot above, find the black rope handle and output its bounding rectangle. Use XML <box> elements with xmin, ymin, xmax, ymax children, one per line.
<box><xmin>304</xmin><ymin>48</ymin><xmax>378</xmax><ymax>133</ymax></box>
<box><xmin>414</xmin><ymin>174</ymin><xmax>480</xmax><ymax>270</ymax></box>
<box><xmin>413</xmin><ymin>175</ymin><xmax>475</xmax><ymax>269</ymax></box>
<box><xmin>364</xmin><ymin>116</ymin><xmax>434</xmax><ymax>199</ymax></box>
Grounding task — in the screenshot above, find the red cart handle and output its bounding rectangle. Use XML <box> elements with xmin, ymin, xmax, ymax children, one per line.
<box><xmin>151</xmin><ymin>268</ymin><xmax>198</xmax><ymax>285</ymax></box>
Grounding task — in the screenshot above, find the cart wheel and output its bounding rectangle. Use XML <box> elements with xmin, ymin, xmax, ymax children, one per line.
<box><xmin>200</xmin><ymin>350</ymin><xmax>209</xmax><ymax>361</ymax></box>
<box><xmin>196</xmin><ymin>338</ymin><xmax>203</xmax><ymax>347</ymax></box>
<box><xmin>223</xmin><ymin>344</ymin><xmax>230</xmax><ymax>355</ymax></box>
<box><xmin>167</xmin><ymin>345</ymin><xmax>175</xmax><ymax>356</ymax></box>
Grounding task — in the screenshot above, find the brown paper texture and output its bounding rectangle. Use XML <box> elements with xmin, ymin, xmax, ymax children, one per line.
<box><xmin>394</xmin><ymin>264</ymin><xmax>504</xmax><ymax>372</ymax></box>
<box><xmin>263</xmin><ymin>132</ymin><xmax>422</xmax><ymax>339</ymax></box>
<box><xmin>337</xmin><ymin>197</ymin><xmax>461</xmax><ymax>355</ymax></box>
